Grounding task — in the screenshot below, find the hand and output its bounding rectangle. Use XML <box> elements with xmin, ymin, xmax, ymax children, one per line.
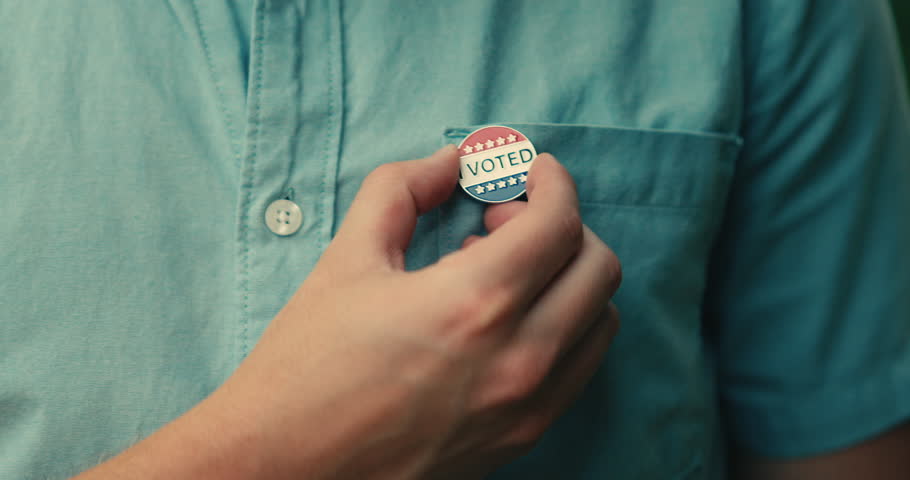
<box><xmin>73</xmin><ymin>145</ymin><xmax>621</xmax><ymax>480</ymax></box>
<box><xmin>215</xmin><ymin>145</ymin><xmax>622</xmax><ymax>479</ymax></box>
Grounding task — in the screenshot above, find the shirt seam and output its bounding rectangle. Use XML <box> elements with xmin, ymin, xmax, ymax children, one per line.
<box><xmin>238</xmin><ymin>0</ymin><xmax>268</xmax><ymax>358</ymax></box>
<box><xmin>189</xmin><ymin>0</ymin><xmax>244</xmax><ymax>166</ymax></box>
<box><xmin>320</xmin><ymin>0</ymin><xmax>343</xmax><ymax>249</ymax></box>
<box><xmin>443</xmin><ymin>122</ymin><xmax>744</xmax><ymax>145</ymax></box>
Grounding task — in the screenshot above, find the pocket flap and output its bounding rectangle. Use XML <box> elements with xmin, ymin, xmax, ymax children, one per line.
<box><xmin>445</xmin><ymin>123</ymin><xmax>742</xmax><ymax>209</ymax></box>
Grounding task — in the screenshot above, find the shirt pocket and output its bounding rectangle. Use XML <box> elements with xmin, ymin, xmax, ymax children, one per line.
<box><xmin>437</xmin><ymin>122</ymin><xmax>743</xmax><ymax>478</ymax></box>
<box><xmin>438</xmin><ymin>122</ymin><xmax>742</xmax><ymax>254</ymax></box>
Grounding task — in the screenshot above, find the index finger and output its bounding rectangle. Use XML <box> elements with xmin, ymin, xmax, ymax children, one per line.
<box><xmin>439</xmin><ymin>153</ymin><xmax>584</xmax><ymax>305</ymax></box>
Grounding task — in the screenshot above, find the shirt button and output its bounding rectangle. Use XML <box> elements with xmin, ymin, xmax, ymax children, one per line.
<box><xmin>265</xmin><ymin>199</ymin><xmax>303</xmax><ymax>236</ymax></box>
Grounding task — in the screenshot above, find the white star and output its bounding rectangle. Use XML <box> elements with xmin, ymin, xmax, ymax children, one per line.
<box><xmin>517</xmin><ymin>174</ymin><xmax>527</xmax><ymax>183</ymax></box>
<box><xmin>497</xmin><ymin>180</ymin><xmax>507</xmax><ymax>189</ymax></box>
<box><xmin>474</xmin><ymin>142</ymin><xmax>484</xmax><ymax>151</ymax></box>
<box><xmin>508</xmin><ymin>177</ymin><xmax>518</xmax><ymax>186</ymax></box>
<box><xmin>485</xmin><ymin>139</ymin><xmax>495</xmax><ymax>149</ymax></box>
<box><xmin>486</xmin><ymin>182</ymin><xmax>497</xmax><ymax>191</ymax></box>
<box><xmin>463</xmin><ymin>145</ymin><xmax>473</xmax><ymax>154</ymax></box>
<box><xmin>474</xmin><ymin>185</ymin><xmax>485</xmax><ymax>194</ymax></box>
<box><xmin>496</xmin><ymin>137</ymin><xmax>506</xmax><ymax>146</ymax></box>
<box><xmin>506</xmin><ymin>134</ymin><xmax>516</xmax><ymax>143</ymax></box>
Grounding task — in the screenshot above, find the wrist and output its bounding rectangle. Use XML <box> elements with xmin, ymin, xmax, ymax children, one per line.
<box><xmin>184</xmin><ymin>382</ymin><xmax>271</xmax><ymax>480</ymax></box>
<box><xmin>214</xmin><ymin>349</ymin><xmax>434</xmax><ymax>480</ymax></box>
<box><xmin>70</xmin><ymin>391</ymin><xmax>264</xmax><ymax>480</ymax></box>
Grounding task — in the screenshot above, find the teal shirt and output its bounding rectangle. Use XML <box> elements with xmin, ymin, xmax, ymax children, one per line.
<box><xmin>2</xmin><ymin>1</ymin><xmax>909</xmax><ymax>478</ymax></box>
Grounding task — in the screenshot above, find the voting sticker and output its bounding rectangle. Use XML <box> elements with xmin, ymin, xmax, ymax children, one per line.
<box><xmin>457</xmin><ymin>126</ymin><xmax>537</xmax><ymax>203</ymax></box>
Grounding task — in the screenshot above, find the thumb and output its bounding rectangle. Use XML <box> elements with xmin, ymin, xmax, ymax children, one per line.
<box><xmin>332</xmin><ymin>145</ymin><xmax>460</xmax><ymax>270</ymax></box>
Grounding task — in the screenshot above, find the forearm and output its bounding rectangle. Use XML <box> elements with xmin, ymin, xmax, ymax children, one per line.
<box><xmin>70</xmin><ymin>352</ymin><xmax>433</xmax><ymax>480</ymax></box>
<box><xmin>71</xmin><ymin>394</ymin><xmax>264</xmax><ymax>480</ymax></box>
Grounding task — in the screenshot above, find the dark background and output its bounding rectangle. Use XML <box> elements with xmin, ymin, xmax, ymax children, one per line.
<box><xmin>892</xmin><ymin>0</ymin><xmax>910</xmax><ymax>91</ymax></box>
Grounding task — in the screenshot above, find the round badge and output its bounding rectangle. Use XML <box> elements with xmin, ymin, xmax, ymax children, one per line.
<box><xmin>457</xmin><ymin>126</ymin><xmax>537</xmax><ymax>203</ymax></box>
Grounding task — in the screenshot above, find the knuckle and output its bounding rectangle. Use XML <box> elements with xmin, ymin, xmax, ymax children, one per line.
<box><xmin>603</xmin><ymin>249</ymin><xmax>623</xmax><ymax>294</ymax></box>
<box><xmin>486</xmin><ymin>348</ymin><xmax>551</xmax><ymax>407</ymax></box>
<box><xmin>557</xmin><ymin>210</ymin><xmax>584</xmax><ymax>248</ymax></box>
<box><xmin>580</xmin><ymin>226</ymin><xmax>623</xmax><ymax>296</ymax></box>
<box><xmin>607</xmin><ymin>302</ymin><xmax>622</xmax><ymax>340</ymax></box>
<box><xmin>589</xmin><ymin>236</ymin><xmax>622</xmax><ymax>295</ymax></box>
<box><xmin>438</xmin><ymin>283</ymin><xmax>515</xmax><ymax>345</ymax></box>
<box><xmin>605</xmin><ymin>302</ymin><xmax>621</xmax><ymax>337</ymax></box>
<box><xmin>365</xmin><ymin>162</ymin><xmax>403</xmax><ymax>186</ymax></box>
<box><xmin>607</xmin><ymin>301</ymin><xmax>620</xmax><ymax>319</ymax></box>
<box><xmin>502</xmin><ymin>412</ymin><xmax>552</xmax><ymax>453</ymax></box>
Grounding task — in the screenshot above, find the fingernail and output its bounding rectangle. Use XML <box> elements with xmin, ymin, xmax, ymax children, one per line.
<box><xmin>435</xmin><ymin>144</ymin><xmax>458</xmax><ymax>157</ymax></box>
<box><xmin>424</xmin><ymin>144</ymin><xmax>458</xmax><ymax>164</ymax></box>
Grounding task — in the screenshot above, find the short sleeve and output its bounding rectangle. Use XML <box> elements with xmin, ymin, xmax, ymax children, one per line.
<box><xmin>704</xmin><ymin>0</ymin><xmax>910</xmax><ymax>458</ymax></box>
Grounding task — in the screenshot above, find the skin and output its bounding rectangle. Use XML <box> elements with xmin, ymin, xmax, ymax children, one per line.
<box><xmin>73</xmin><ymin>146</ymin><xmax>622</xmax><ymax>479</ymax></box>
<box><xmin>735</xmin><ymin>421</ymin><xmax>910</xmax><ymax>479</ymax></box>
